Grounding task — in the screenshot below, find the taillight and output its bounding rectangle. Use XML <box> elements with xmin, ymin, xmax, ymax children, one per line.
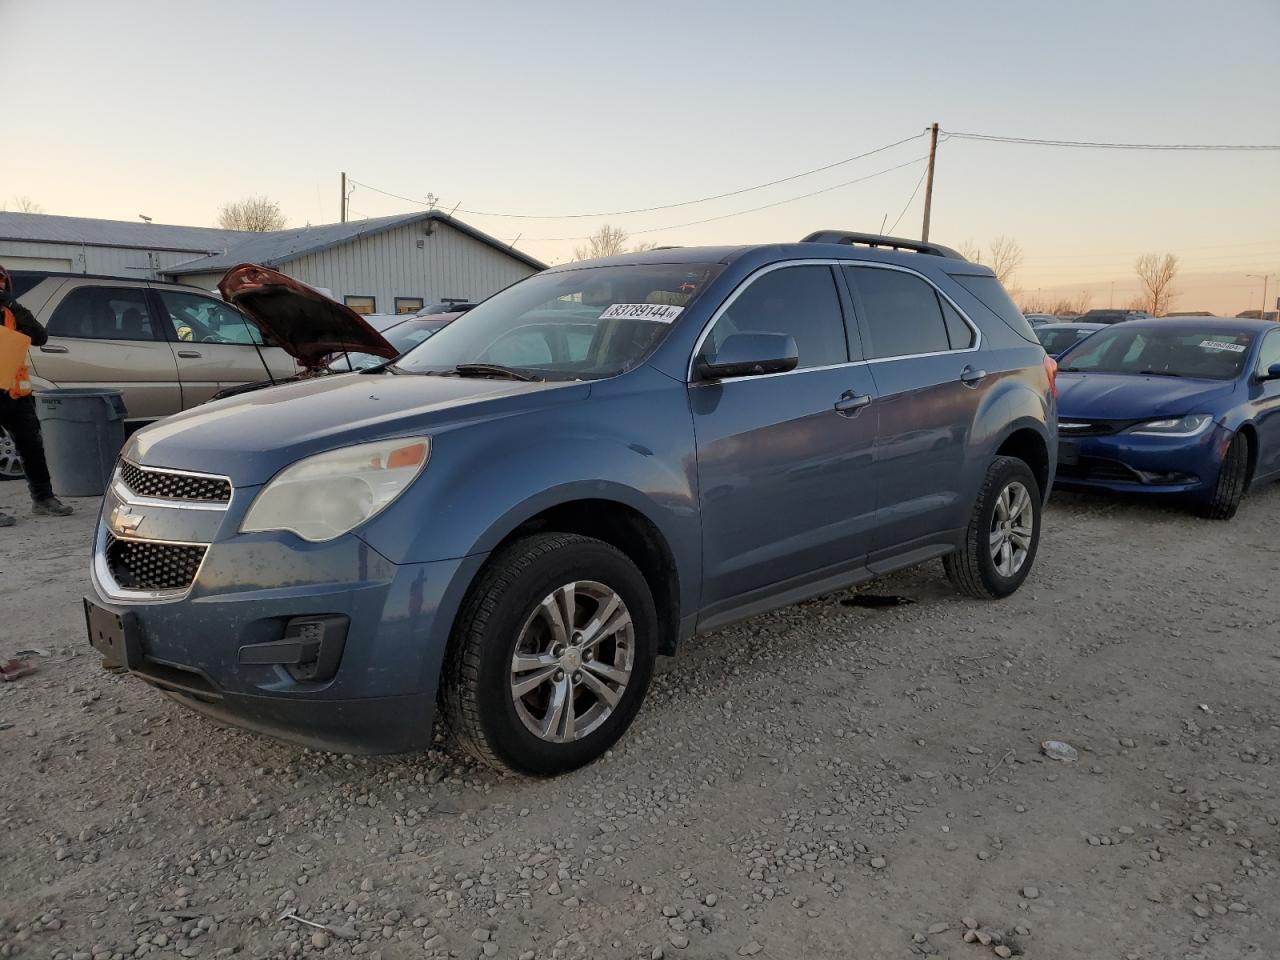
<box><xmin>1043</xmin><ymin>354</ymin><xmax>1058</xmax><ymax>399</ymax></box>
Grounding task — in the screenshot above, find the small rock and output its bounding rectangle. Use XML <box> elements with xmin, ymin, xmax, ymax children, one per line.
<box><xmin>669</xmin><ymin>933</ymin><xmax>689</xmax><ymax>949</ymax></box>
<box><xmin>1041</xmin><ymin>740</ymin><xmax>1078</xmax><ymax>762</ymax></box>
<box><xmin>738</xmin><ymin>942</ymin><xmax>763</xmax><ymax>957</ymax></box>
<box><xmin>994</xmin><ymin>947</ymin><xmax>1012</xmax><ymax>959</ymax></box>
<box><xmin>870</xmin><ymin>857</ymin><xmax>887</xmax><ymax>870</ymax></box>
<box><xmin>962</xmin><ymin>917</ymin><xmax>979</xmax><ymax>930</ymax></box>
<box><xmin>1021</xmin><ymin>886</ymin><xmax>1040</xmax><ymax>899</ymax></box>
<box><xmin>311</xmin><ymin>933</ymin><xmax>329</xmax><ymax>950</ymax></box>
<box><xmin>472</xmin><ymin>928</ymin><xmax>491</xmax><ymax>942</ymax></box>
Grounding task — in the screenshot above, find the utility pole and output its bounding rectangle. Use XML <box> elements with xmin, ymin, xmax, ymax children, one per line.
<box><xmin>340</xmin><ymin>172</ymin><xmax>347</xmax><ymax>223</ymax></box>
<box><xmin>921</xmin><ymin>122</ymin><xmax>939</xmax><ymax>242</ymax></box>
<box><xmin>1246</xmin><ymin>274</ymin><xmax>1272</xmax><ymax>318</ymax></box>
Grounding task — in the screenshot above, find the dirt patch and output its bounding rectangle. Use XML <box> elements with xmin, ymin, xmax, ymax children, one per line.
<box><xmin>1</xmin><ymin>480</ymin><xmax>1277</xmax><ymax>959</ymax></box>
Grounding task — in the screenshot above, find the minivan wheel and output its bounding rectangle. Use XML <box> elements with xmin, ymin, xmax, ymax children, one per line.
<box><xmin>442</xmin><ymin>533</ymin><xmax>658</xmax><ymax>775</ymax></box>
<box><xmin>944</xmin><ymin>455</ymin><xmax>1042</xmax><ymax>599</ymax></box>
<box><xmin>0</xmin><ymin>428</ymin><xmax>23</xmax><ymax>480</ymax></box>
<box><xmin>1197</xmin><ymin>432</ymin><xmax>1248</xmax><ymax>520</ymax></box>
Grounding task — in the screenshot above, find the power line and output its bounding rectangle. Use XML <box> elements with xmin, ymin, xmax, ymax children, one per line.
<box><xmin>349</xmin><ymin>132</ymin><xmax>927</xmax><ymax>221</ymax></box>
<box><xmin>941</xmin><ymin>130</ymin><xmax>1280</xmax><ymax>151</ymax></box>
<box><xmin>887</xmin><ymin>166</ymin><xmax>929</xmax><ymax>235</ymax></box>
<box><xmin>521</xmin><ymin>157</ymin><xmax>928</xmax><ymax>242</ymax></box>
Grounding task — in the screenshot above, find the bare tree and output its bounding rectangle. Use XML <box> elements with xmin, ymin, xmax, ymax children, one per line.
<box><xmin>1018</xmin><ymin>289</ymin><xmax>1094</xmax><ymax>316</ymax></box>
<box><xmin>959</xmin><ymin>236</ymin><xmax>1023</xmax><ymax>285</ymax></box>
<box><xmin>573</xmin><ymin>224</ymin><xmax>632</xmax><ymax>261</ymax></box>
<box><xmin>1134</xmin><ymin>253</ymin><xmax>1179</xmax><ymax>315</ymax></box>
<box><xmin>8</xmin><ymin>195</ymin><xmax>44</xmax><ymax>214</ymax></box>
<box><xmin>217</xmin><ymin>196</ymin><xmax>286</xmax><ymax>232</ymax></box>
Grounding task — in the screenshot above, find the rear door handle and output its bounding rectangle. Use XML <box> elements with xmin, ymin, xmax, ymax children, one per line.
<box><xmin>177</xmin><ymin>350</ymin><xmax>202</xmax><ymax>358</ymax></box>
<box><xmin>960</xmin><ymin>365</ymin><xmax>987</xmax><ymax>386</ymax></box>
<box><xmin>834</xmin><ymin>391</ymin><xmax>872</xmax><ymax>416</ymax></box>
<box><xmin>39</xmin><ymin>344</ymin><xmax>69</xmax><ymax>354</ymax></box>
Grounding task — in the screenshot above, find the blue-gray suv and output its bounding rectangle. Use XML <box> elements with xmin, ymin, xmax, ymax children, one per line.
<box><xmin>85</xmin><ymin>232</ymin><xmax>1057</xmax><ymax>774</ymax></box>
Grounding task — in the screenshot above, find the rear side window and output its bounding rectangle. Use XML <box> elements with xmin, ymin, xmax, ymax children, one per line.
<box><xmin>705</xmin><ymin>265</ymin><xmax>847</xmax><ymax>370</ymax></box>
<box><xmin>845</xmin><ymin>267</ymin><xmax>952</xmax><ymax>359</ymax></box>
<box><xmin>46</xmin><ymin>286</ymin><xmax>159</xmax><ymax>341</ymax></box>
<box><xmin>952</xmin><ymin>274</ymin><xmax>1039</xmax><ymax>343</ymax></box>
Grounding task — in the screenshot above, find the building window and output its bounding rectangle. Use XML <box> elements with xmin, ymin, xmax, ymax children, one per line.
<box><xmin>395</xmin><ymin>297</ymin><xmax>424</xmax><ymax>315</ymax></box>
<box><xmin>344</xmin><ymin>295</ymin><xmax>376</xmax><ymax>315</ymax></box>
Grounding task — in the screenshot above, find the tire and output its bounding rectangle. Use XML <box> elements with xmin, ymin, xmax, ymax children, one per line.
<box><xmin>442</xmin><ymin>533</ymin><xmax>658</xmax><ymax>775</ymax></box>
<box><xmin>1198</xmin><ymin>432</ymin><xmax>1248</xmax><ymax>520</ymax></box>
<box><xmin>944</xmin><ymin>455</ymin><xmax>1042</xmax><ymax>599</ymax></box>
<box><xmin>0</xmin><ymin>428</ymin><xmax>23</xmax><ymax>481</ymax></box>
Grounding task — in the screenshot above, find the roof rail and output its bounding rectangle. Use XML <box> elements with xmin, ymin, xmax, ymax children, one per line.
<box><xmin>800</xmin><ymin>230</ymin><xmax>965</xmax><ymax>260</ymax></box>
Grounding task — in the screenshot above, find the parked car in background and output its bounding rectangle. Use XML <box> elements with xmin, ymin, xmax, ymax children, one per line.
<box><xmin>1035</xmin><ymin>321</ymin><xmax>1104</xmax><ymax>357</ymax></box>
<box><xmin>86</xmin><ymin>230</ymin><xmax>1056</xmax><ymax>774</ymax></box>
<box><xmin>1023</xmin><ymin>312</ymin><xmax>1061</xmax><ymax>327</ymax></box>
<box><xmin>330</xmin><ymin>312</ymin><xmax>464</xmax><ymax>371</ymax></box>
<box><xmin>1054</xmin><ymin>317</ymin><xmax>1280</xmax><ymax>518</ymax></box>
<box><xmin>1078</xmin><ymin>308</ymin><xmax>1152</xmax><ymax>324</ymax></box>
<box><xmin>8</xmin><ymin>271</ymin><xmax>301</xmax><ymax>426</ymax></box>
<box><xmin>418</xmin><ymin>300</ymin><xmax>478</xmax><ymax>316</ymax></box>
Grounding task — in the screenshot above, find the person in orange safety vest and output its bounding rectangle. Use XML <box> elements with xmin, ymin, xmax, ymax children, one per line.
<box><xmin>0</xmin><ymin>264</ymin><xmax>73</xmax><ymax>526</ymax></box>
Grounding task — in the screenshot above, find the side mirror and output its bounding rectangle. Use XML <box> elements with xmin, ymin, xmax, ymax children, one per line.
<box><xmin>696</xmin><ymin>332</ymin><xmax>799</xmax><ymax>381</ymax></box>
<box><xmin>1263</xmin><ymin>362</ymin><xmax>1280</xmax><ymax>381</ymax></box>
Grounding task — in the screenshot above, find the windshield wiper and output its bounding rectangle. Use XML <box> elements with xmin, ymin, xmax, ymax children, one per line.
<box><xmin>1138</xmin><ymin>369</ymin><xmax>1184</xmax><ymax>378</ymax></box>
<box><xmin>452</xmin><ymin>363</ymin><xmax>542</xmax><ymax>382</ymax></box>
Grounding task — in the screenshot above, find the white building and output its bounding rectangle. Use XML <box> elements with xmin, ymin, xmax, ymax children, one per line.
<box><xmin>0</xmin><ymin>211</ymin><xmax>545</xmax><ymax>314</ymax></box>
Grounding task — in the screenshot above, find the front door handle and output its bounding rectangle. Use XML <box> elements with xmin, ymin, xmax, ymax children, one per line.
<box><xmin>39</xmin><ymin>344</ymin><xmax>69</xmax><ymax>354</ymax></box>
<box><xmin>177</xmin><ymin>350</ymin><xmax>202</xmax><ymax>358</ymax></box>
<box><xmin>960</xmin><ymin>365</ymin><xmax>988</xmax><ymax>386</ymax></box>
<box><xmin>834</xmin><ymin>391</ymin><xmax>872</xmax><ymax>416</ymax></box>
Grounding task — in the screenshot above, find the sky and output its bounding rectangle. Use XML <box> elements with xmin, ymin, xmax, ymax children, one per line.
<box><xmin>2</xmin><ymin>0</ymin><xmax>1278</xmax><ymax>314</ymax></box>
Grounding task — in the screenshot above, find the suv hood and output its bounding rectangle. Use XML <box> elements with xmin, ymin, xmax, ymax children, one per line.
<box><xmin>130</xmin><ymin>371</ymin><xmax>590</xmax><ymax>486</ymax></box>
<box><xmin>1057</xmin><ymin>372</ymin><xmax>1234</xmax><ymax>420</ymax></box>
<box><xmin>219</xmin><ymin>264</ymin><xmax>398</xmax><ymax>371</ymax></box>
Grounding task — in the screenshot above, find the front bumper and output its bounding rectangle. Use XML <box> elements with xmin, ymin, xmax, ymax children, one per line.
<box><xmin>89</xmin><ymin>463</ymin><xmax>485</xmax><ymax>753</ymax></box>
<box><xmin>1054</xmin><ymin>422</ymin><xmax>1230</xmax><ymax>497</ymax></box>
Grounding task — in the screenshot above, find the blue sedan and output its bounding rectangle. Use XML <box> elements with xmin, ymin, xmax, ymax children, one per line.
<box><xmin>1054</xmin><ymin>317</ymin><xmax>1280</xmax><ymax>518</ymax></box>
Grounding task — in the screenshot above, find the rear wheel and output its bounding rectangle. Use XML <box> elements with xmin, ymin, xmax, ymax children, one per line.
<box><xmin>1198</xmin><ymin>432</ymin><xmax>1248</xmax><ymax>520</ymax></box>
<box><xmin>944</xmin><ymin>455</ymin><xmax>1042</xmax><ymax>599</ymax></box>
<box><xmin>442</xmin><ymin>533</ymin><xmax>658</xmax><ymax>775</ymax></box>
<box><xmin>0</xmin><ymin>428</ymin><xmax>23</xmax><ymax>480</ymax></box>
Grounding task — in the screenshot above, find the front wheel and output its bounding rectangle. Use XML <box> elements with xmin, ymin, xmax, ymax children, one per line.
<box><xmin>944</xmin><ymin>455</ymin><xmax>1042</xmax><ymax>599</ymax></box>
<box><xmin>1197</xmin><ymin>432</ymin><xmax>1249</xmax><ymax>520</ymax></box>
<box><xmin>442</xmin><ymin>533</ymin><xmax>658</xmax><ymax>775</ymax></box>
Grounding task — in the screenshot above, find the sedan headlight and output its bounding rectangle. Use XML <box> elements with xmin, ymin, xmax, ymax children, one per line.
<box><xmin>1127</xmin><ymin>414</ymin><xmax>1213</xmax><ymax>437</ymax></box>
<box><xmin>241</xmin><ymin>437</ymin><xmax>430</xmax><ymax>542</ymax></box>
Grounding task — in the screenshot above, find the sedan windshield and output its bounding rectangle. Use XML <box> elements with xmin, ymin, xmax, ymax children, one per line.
<box><xmin>1059</xmin><ymin>326</ymin><xmax>1255</xmax><ymax>380</ymax></box>
<box><xmin>1037</xmin><ymin>327</ymin><xmax>1093</xmax><ymax>355</ymax></box>
<box><xmin>393</xmin><ymin>263</ymin><xmax>725</xmax><ymax>380</ymax></box>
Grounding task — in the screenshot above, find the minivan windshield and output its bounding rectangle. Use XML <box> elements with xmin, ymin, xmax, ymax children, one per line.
<box><xmin>1058</xmin><ymin>325</ymin><xmax>1255</xmax><ymax>380</ymax></box>
<box><xmin>393</xmin><ymin>262</ymin><xmax>724</xmax><ymax>380</ymax></box>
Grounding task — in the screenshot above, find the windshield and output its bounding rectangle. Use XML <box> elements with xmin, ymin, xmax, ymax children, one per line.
<box><xmin>393</xmin><ymin>263</ymin><xmax>725</xmax><ymax>380</ymax></box>
<box><xmin>1059</xmin><ymin>326</ymin><xmax>1255</xmax><ymax>380</ymax></box>
<box><xmin>1037</xmin><ymin>327</ymin><xmax>1093</xmax><ymax>354</ymax></box>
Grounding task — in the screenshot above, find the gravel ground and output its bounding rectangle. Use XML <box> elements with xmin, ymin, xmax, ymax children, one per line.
<box><xmin>1</xmin><ymin>478</ymin><xmax>1277</xmax><ymax>960</ymax></box>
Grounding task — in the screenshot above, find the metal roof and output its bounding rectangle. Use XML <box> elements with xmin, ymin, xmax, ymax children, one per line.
<box><xmin>0</xmin><ymin>210</ymin><xmax>546</xmax><ymax>274</ymax></box>
<box><xmin>0</xmin><ymin>211</ymin><xmax>252</xmax><ymax>254</ymax></box>
<box><xmin>159</xmin><ymin>210</ymin><xmax>546</xmax><ymax>276</ymax></box>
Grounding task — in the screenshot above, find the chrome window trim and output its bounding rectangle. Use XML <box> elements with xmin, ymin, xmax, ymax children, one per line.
<box><xmin>686</xmin><ymin>259</ymin><xmax>981</xmax><ymax>384</ymax></box>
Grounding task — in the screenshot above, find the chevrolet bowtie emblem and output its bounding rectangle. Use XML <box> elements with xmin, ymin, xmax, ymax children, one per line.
<box><xmin>110</xmin><ymin>505</ymin><xmax>144</xmax><ymax>534</ymax></box>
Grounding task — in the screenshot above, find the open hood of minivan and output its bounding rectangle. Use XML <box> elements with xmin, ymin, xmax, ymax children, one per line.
<box><xmin>218</xmin><ymin>264</ymin><xmax>398</xmax><ymax>371</ymax></box>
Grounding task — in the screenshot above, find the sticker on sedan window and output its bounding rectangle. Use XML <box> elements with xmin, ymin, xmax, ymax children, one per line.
<box><xmin>599</xmin><ymin>303</ymin><xmax>684</xmax><ymax>323</ymax></box>
<box><xmin>1199</xmin><ymin>340</ymin><xmax>1247</xmax><ymax>353</ymax></box>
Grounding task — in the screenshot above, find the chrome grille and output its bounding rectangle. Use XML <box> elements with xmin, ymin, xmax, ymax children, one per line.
<box><xmin>104</xmin><ymin>534</ymin><xmax>207</xmax><ymax>591</ymax></box>
<box><xmin>119</xmin><ymin>462</ymin><xmax>231</xmax><ymax>503</ymax></box>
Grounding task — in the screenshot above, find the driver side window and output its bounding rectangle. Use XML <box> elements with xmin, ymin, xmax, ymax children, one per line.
<box><xmin>155</xmin><ymin>290</ymin><xmax>263</xmax><ymax>345</ymax></box>
<box><xmin>702</xmin><ymin>265</ymin><xmax>847</xmax><ymax>370</ymax></box>
<box><xmin>1257</xmin><ymin>330</ymin><xmax>1280</xmax><ymax>376</ymax></box>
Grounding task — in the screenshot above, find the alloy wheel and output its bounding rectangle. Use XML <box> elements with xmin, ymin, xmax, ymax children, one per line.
<box><xmin>509</xmin><ymin>580</ymin><xmax>635</xmax><ymax>743</ymax></box>
<box><xmin>0</xmin><ymin>429</ymin><xmax>23</xmax><ymax>480</ymax></box>
<box><xmin>989</xmin><ymin>480</ymin><xmax>1033</xmax><ymax>577</ymax></box>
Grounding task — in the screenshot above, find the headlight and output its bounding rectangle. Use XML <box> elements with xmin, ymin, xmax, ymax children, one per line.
<box><xmin>241</xmin><ymin>437</ymin><xmax>430</xmax><ymax>542</ymax></box>
<box><xmin>1127</xmin><ymin>414</ymin><xmax>1213</xmax><ymax>437</ymax></box>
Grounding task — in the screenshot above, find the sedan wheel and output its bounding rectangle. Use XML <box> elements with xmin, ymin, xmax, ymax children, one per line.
<box><xmin>0</xmin><ymin>428</ymin><xmax>23</xmax><ymax>480</ymax></box>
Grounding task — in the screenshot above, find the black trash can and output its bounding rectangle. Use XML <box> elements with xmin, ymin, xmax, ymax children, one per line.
<box><xmin>34</xmin><ymin>388</ymin><xmax>128</xmax><ymax>497</ymax></box>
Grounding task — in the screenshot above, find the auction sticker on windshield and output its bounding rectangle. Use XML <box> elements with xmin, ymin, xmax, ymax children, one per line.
<box><xmin>1200</xmin><ymin>340</ymin><xmax>1247</xmax><ymax>353</ymax></box>
<box><xmin>599</xmin><ymin>303</ymin><xmax>684</xmax><ymax>323</ymax></box>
